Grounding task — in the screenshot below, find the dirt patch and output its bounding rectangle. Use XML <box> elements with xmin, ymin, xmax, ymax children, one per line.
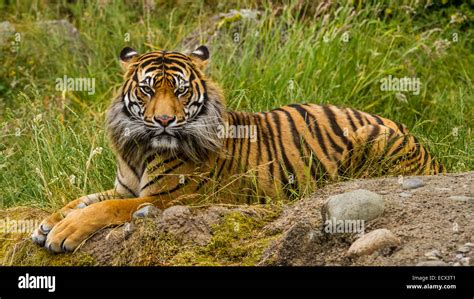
<box><xmin>1</xmin><ymin>172</ymin><xmax>472</xmax><ymax>266</ymax></box>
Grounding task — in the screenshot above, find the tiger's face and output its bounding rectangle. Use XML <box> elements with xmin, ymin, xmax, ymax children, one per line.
<box><xmin>107</xmin><ymin>45</ymin><xmax>224</xmax><ymax>164</ymax></box>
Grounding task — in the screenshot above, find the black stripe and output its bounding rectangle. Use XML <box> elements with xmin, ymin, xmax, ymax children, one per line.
<box><xmin>273</xmin><ymin>110</ymin><xmax>297</xmax><ymax>186</ymax></box>
<box><xmin>371</xmin><ymin>114</ymin><xmax>385</xmax><ymax>125</ymax></box>
<box><xmin>147</xmin><ymin>155</ymin><xmax>180</xmax><ymax>174</ymax></box>
<box><xmin>265</xmin><ymin>112</ymin><xmax>282</xmax><ymax>184</ymax></box>
<box><xmin>243</xmin><ymin>114</ymin><xmax>253</xmax><ymax>174</ymax></box>
<box><xmin>226</xmin><ymin>113</ymin><xmax>239</xmax><ymax>172</ymax></box>
<box><xmin>344</xmin><ymin>109</ymin><xmax>358</xmax><ymax>131</ymax></box>
<box><xmin>280</xmin><ymin>107</ymin><xmax>327</xmax><ymax>181</ymax></box>
<box><xmin>117</xmin><ymin>176</ymin><xmax>138</xmax><ymax>197</ymax></box>
<box><xmin>299</xmin><ymin>105</ymin><xmax>331</xmax><ymax>159</ymax></box>
<box><xmin>322</xmin><ymin>105</ymin><xmax>348</xmax><ymax>145</ymax></box>
<box><xmin>150</xmin><ymin>181</ymin><xmax>187</xmax><ymax>197</ymax></box>
<box><xmin>253</xmin><ymin>114</ymin><xmax>262</xmax><ymax>167</ymax></box>
<box><xmin>351</xmin><ymin>108</ymin><xmax>366</xmax><ymax>126</ymax></box>
<box><xmin>141</xmin><ymin>160</ymin><xmax>186</xmax><ymax>190</ymax></box>
<box><xmin>324</xmin><ymin>131</ymin><xmax>344</xmax><ymax>155</ymax></box>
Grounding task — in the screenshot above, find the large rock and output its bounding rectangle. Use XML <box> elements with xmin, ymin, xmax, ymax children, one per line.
<box><xmin>322</xmin><ymin>189</ymin><xmax>385</xmax><ymax>223</ymax></box>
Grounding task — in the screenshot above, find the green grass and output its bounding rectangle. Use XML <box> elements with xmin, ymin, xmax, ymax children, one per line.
<box><xmin>0</xmin><ymin>0</ymin><xmax>472</xmax><ymax>208</ymax></box>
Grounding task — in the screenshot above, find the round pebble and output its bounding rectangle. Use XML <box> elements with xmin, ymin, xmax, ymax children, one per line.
<box><xmin>347</xmin><ymin>229</ymin><xmax>400</xmax><ymax>257</ymax></box>
<box><xmin>402</xmin><ymin>178</ymin><xmax>425</xmax><ymax>190</ymax></box>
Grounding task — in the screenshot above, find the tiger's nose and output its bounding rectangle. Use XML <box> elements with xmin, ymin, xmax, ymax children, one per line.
<box><xmin>154</xmin><ymin>115</ymin><xmax>175</xmax><ymax>127</ymax></box>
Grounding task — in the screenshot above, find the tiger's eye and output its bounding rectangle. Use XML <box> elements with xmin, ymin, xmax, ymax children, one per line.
<box><xmin>141</xmin><ymin>86</ymin><xmax>153</xmax><ymax>94</ymax></box>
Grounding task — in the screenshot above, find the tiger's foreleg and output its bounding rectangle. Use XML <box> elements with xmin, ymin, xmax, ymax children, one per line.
<box><xmin>32</xmin><ymin>192</ymin><xmax>178</xmax><ymax>253</ymax></box>
<box><xmin>42</xmin><ymin>196</ymin><xmax>171</xmax><ymax>253</ymax></box>
<box><xmin>31</xmin><ymin>189</ymin><xmax>125</xmax><ymax>247</ymax></box>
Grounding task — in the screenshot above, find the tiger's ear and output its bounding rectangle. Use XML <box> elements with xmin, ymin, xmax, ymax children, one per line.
<box><xmin>119</xmin><ymin>47</ymin><xmax>139</xmax><ymax>70</ymax></box>
<box><xmin>190</xmin><ymin>45</ymin><xmax>210</xmax><ymax>70</ymax></box>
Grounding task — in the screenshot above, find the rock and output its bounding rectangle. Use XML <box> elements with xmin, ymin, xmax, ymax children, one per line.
<box><xmin>416</xmin><ymin>260</ymin><xmax>448</xmax><ymax>266</ymax></box>
<box><xmin>322</xmin><ymin>189</ymin><xmax>385</xmax><ymax>223</ymax></box>
<box><xmin>132</xmin><ymin>205</ymin><xmax>162</xmax><ymax>219</ymax></box>
<box><xmin>457</xmin><ymin>245</ymin><xmax>471</xmax><ymax>253</ymax></box>
<box><xmin>347</xmin><ymin>229</ymin><xmax>401</xmax><ymax>257</ymax></box>
<box><xmin>402</xmin><ymin>178</ymin><xmax>425</xmax><ymax>190</ymax></box>
<box><xmin>453</xmin><ymin>262</ymin><xmax>461</xmax><ymax>266</ymax></box>
<box><xmin>424</xmin><ymin>249</ymin><xmax>442</xmax><ymax>260</ymax></box>
<box><xmin>455</xmin><ymin>253</ymin><xmax>464</xmax><ymax>260</ymax></box>
<box><xmin>464</xmin><ymin>242</ymin><xmax>474</xmax><ymax>248</ymax></box>
<box><xmin>0</xmin><ymin>21</ymin><xmax>15</xmax><ymax>46</ymax></box>
<box><xmin>399</xmin><ymin>192</ymin><xmax>413</xmax><ymax>198</ymax></box>
<box><xmin>448</xmin><ymin>195</ymin><xmax>474</xmax><ymax>202</ymax></box>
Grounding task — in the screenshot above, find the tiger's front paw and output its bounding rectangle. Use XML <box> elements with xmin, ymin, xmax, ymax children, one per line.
<box><xmin>44</xmin><ymin>207</ymin><xmax>101</xmax><ymax>253</ymax></box>
<box><xmin>31</xmin><ymin>197</ymin><xmax>90</xmax><ymax>247</ymax></box>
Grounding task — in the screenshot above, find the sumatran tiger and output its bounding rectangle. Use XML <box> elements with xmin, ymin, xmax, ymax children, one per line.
<box><xmin>32</xmin><ymin>45</ymin><xmax>445</xmax><ymax>253</ymax></box>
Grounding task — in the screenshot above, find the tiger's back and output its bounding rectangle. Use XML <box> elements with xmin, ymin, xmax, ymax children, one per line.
<box><xmin>198</xmin><ymin>103</ymin><xmax>445</xmax><ymax>202</ymax></box>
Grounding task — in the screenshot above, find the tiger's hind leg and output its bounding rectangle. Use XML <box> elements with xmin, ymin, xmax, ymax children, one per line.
<box><xmin>31</xmin><ymin>189</ymin><xmax>122</xmax><ymax>247</ymax></box>
<box><xmin>339</xmin><ymin>124</ymin><xmax>442</xmax><ymax>178</ymax></box>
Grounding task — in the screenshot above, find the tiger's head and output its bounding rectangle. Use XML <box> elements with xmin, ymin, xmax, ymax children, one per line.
<box><xmin>107</xmin><ymin>45</ymin><xmax>225</xmax><ymax>166</ymax></box>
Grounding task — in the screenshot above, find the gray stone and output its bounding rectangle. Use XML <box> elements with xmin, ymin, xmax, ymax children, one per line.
<box><xmin>322</xmin><ymin>189</ymin><xmax>385</xmax><ymax>223</ymax></box>
<box><xmin>416</xmin><ymin>260</ymin><xmax>448</xmax><ymax>266</ymax></box>
<box><xmin>402</xmin><ymin>178</ymin><xmax>425</xmax><ymax>190</ymax></box>
<box><xmin>132</xmin><ymin>205</ymin><xmax>162</xmax><ymax>219</ymax></box>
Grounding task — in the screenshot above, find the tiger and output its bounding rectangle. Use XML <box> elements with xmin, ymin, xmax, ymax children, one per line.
<box><xmin>32</xmin><ymin>45</ymin><xmax>445</xmax><ymax>253</ymax></box>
